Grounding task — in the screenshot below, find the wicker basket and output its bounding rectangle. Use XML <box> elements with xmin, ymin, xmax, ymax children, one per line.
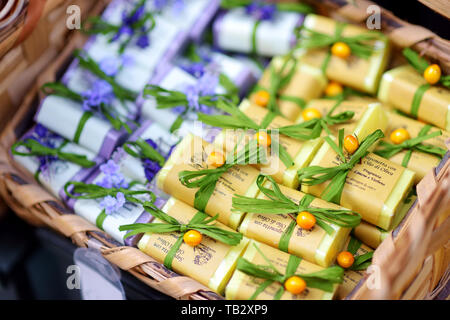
<box><xmin>0</xmin><ymin>0</ymin><xmax>449</xmax><ymax>300</ymax></box>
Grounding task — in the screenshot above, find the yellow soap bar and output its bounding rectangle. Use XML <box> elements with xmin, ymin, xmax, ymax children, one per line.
<box><xmin>157</xmin><ymin>134</ymin><xmax>261</xmax><ymax>230</ymax></box>
<box><xmin>138</xmin><ymin>197</ymin><xmax>249</xmax><ymax>295</ymax></box>
<box><xmin>294</xmin><ymin>99</ymin><xmax>388</xmax><ymax>142</ymax></box>
<box><xmin>225</xmin><ymin>240</ymin><xmax>337</xmax><ymax>300</ymax></box>
<box><xmin>239</xmin><ymin>181</ymin><xmax>351</xmax><ymax>267</ymax></box>
<box><xmin>302</xmin><ymin>144</ymin><xmax>416</xmax><ymax>230</ymax></box>
<box><xmin>213</xmin><ymin>100</ymin><xmax>323</xmax><ymax>189</ymax></box>
<box><xmin>251</xmin><ymin>56</ymin><xmax>327</xmax><ymax>121</ymax></box>
<box><xmin>377</xmin><ymin>111</ymin><xmax>449</xmax><ymax>184</ymax></box>
<box><xmin>336</xmin><ymin>238</ymin><xmax>373</xmax><ymax>299</ymax></box>
<box><xmin>353</xmin><ymin>195</ymin><xmax>416</xmax><ymax>249</ymax></box>
<box><xmin>297</xmin><ymin>14</ymin><xmax>390</xmax><ymax>94</ymax></box>
<box><xmin>378</xmin><ymin>65</ymin><xmax>450</xmax><ymax>131</ymax></box>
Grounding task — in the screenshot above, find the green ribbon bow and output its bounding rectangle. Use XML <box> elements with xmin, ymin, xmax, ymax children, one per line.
<box><xmin>64</xmin><ymin>180</ymin><xmax>154</xmax><ymax>230</ymax></box>
<box><xmin>83</xmin><ymin>0</ymin><xmax>156</xmax><ymax>54</ymax></box>
<box><xmin>198</xmin><ymin>99</ymin><xmax>324</xmax><ymax>168</ymax></box>
<box><xmin>402</xmin><ymin>48</ymin><xmax>450</xmax><ymax>118</ymax></box>
<box><xmin>297</xmin><ymin>22</ymin><xmax>382</xmax><ymax>73</ymax></box>
<box><xmin>179</xmin><ymin>139</ymin><xmax>267</xmax><ymax>213</ymax></box>
<box><xmin>252</xmin><ymin>53</ymin><xmax>306</xmax><ymax>114</ymax></box>
<box><xmin>123</xmin><ymin>139</ymin><xmax>166</xmax><ymax>167</ymax></box>
<box><xmin>232</xmin><ymin>175</ymin><xmax>361</xmax><ymax>252</ymax></box>
<box><xmin>11</xmin><ymin>139</ymin><xmax>96</xmax><ymax>168</ymax></box>
<box><xmin>236</xmin><ymin>243</ymin><xmax>343</xmax><ymax>300</ymax></box>
<box><xmin>119</xmin><ymin>202</ymin><xmax>243</xmax><ymax>270</ymax></box>
<box><xmin>375</xmin><ymin>125</ymin><xmax>446</xmax><ymax>168</ymax></box>
<box><xmin>298</xmin><ymin>129</ymin><xmax>385</xmax><ymax>205</ymax></box>
<box><xmin>143</xmin><ymin>84</ymin><xmax>232</xmax><ymax>133</ymax></box>
<box><xmin>344</xmin><ymin>237</ymin><xmax>373</xmax><ymax>271</ymax></box>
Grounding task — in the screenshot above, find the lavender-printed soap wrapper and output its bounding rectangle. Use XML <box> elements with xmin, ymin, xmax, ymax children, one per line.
<box><xmin>11</xmin><ymin>125</ymin><xmax>103</xmax><ymax>202</ymax></box>
<box><xmin>176</xmin><ymin>45</ymin><xmax>257</xmax><ymax>96</ymax></box>
<box><xmin>213</xmin><ymin>8</ymin><xmax>304</xmax><ymax>57</ymax></box>
<box><xmin>35</xmin><ymin>95</ymin><xmax>130</xmax><ymax>158</ymax></box>
<box><xmin>151</xmin><ymin>0</ymin><xmax>220</xmax><ymax>42</ymax></box>
<box><xmin>66</xmin><ymin>160</ymin><xmax>167</xmax><ymax>246</ymax></box>
<box><xmin>84</xmin><ymin>0</ymin><xmax>189</xmax><ymax>92</ymax></box>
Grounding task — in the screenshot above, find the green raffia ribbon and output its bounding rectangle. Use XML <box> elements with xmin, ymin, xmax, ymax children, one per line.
<box><xmin>119</xmin><ymin>202</ymin><xmax>243</xmax><ymax>270</ymax></box>
<box><xmin>298</xmin><ymin>129</ymin><xmax>385</xmax><ymax>205</ymax></box>
<box><xmin>64</xmin><ymin>180</ymin><xmax>154</xmax><ymax>230</ymax></box>
<box><xmin>375</xmin><ymin>125</ymin><xmax>446</xmax><ymax>168</ymax></box>
<box><xmin>179</xmin><ymin>139</ymin><xmax>267</xmax><ymax>212</ymax></box>
<box><xmin>403</xmin><ymin>48</ymin><xmax>450</xmax><ymax>88</ymax></box>
<box><xmin>143</xmin><ymin>84</ymin><xmax>232</xmax><ymax>133</ymax></box>
<box><xmin>232</xmin><ymin>175</ymin><xmax>361</xmax><ymax>252</ymax></box>
<box><xmin>220</xmin><ymin>1</ymin><xmax>313</xmax><ymax>55</ymax></box>
<box><xmin>345</xmin><ymin>237</ymin><xmax>373</xmax><ymax>271</ymax></box>
<box><xmin>198</xmin><ymin>99</ymin><xmax>322</xmax><ymax>168</ymax></box>
<box><xmin>123</xmin><ymin>139</ymin><xmax>166</xmax><ymax>167</ymax></box>
<box><xmin>297</xmin><ymin>22</ymin><xmax>382</xmax><ymax>74</ymax></box>
<box><xmin>252</xmin><ymin>53</ymin><xmax>306</xmax><ymax>114</ymax></box>
<box><xmin>236</xmin><ymin>243</ymin><xmax>343</xmax><ymax>299</ymax></box>
<box><xmin>11</xmin><ymin>139</ymin><xmax>96</xmax><ymax>168</ymax></box>
<box><xmin>82</xmin><ymin>0</ymin><xmax>156</xmax><ymax>54</ymax></box>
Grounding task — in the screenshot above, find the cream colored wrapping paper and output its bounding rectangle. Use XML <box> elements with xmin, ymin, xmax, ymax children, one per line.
<box><xmin>138</xmin><ymin>197</ymin><xmax>249</xmax><ymax>294</ymax></box>
<box><xmin>378</xmin><ymin>65</ymin><xmax>450</xmax><ymax>131</ymax></box>
<box><xmin>239</xmin><ymin>181</ymin><xmax>351</xmax><ymax>267</ymax></box>
<box><xmin>157</xmin><ymin>134</ymin><xmax>261</xmax><ymax>230</ymax></box>
<box><xmin>296</xmin><ymin>14</ymin><xmax>391</xmax><ymax>94</ymax></box>
<box><xmin>225</xmin><ymin>241</ymin><xmax>337</xmax><ymax>300</ymax></box>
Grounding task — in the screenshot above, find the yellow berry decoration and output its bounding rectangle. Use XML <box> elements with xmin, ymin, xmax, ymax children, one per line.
<box><xmin>337</xmin><ymin>251</ymin><xmax>355</xmax><ymax>269</ymax></box>
<box><xmin>296</xmin><ymin>211</ymin><xmax>316</xmax><ymax>230</ymax></box>
<box><xmin>183</xmin><ymin>230</ymin><xmax>203</xmax><ymax>247</ymax></box>
<box><xmin>331</xmin><ymin>42</ymin><xmax>351</xmax><ymax>59</ymax></box>
<box><xmin>302</xmin><ymin>108</ymin><xmax>322</xmax><ymax>121</ymax></box>
<box><xmin>390</xmin><ymin>128</ymin><xmax>410</xmax><ymax>145</ymax></box>
<box><xmin>207</xmin><ymin>151</ymin><xmax>226</xmax><ymax>167</ymax></box>
<box><xmin>423</xmin><ymin>64</ymin><xmax>441</xmax><ymax>85</ymax></box>
<box><xmin>344</xmin><ymin>135</ymin><xmax>359</xmax><ymax>154</ymax></box>
<box><xmin>253</xmin><ymin>90</ymin><xmax>270</xmax><ymax>108</ymax></box>
<box><xmin>254</xmin><ymin>131</ymin><xmax>271</xmax><ymax>147</ymax></box>
<box><xmin>284</xmin><ymin>276</ymin><xmax>307</xmax><ymax>295</ymax></box>
<box><xmin>325</xmin><ymin>81</ymin><xmax>344</xmax><ymax>97</ymax></box>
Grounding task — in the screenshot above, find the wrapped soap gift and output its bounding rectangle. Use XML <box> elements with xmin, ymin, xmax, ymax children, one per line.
<box><xmin>176</xmin><ymin>44</ymin><xmax>257</xmax><ymax>96</ymax></box>
<box><xmin>353</xmin><ymin>194</ymin><xmax>416</xmax><ymax>249</ymax></box>
<box><xmin>375</xmin><ymin>111</ymin><xmax>449</xmax><ymax>184</ymax></box>
<box><xmin>213</xmin><ymin>7</ymin><xmax>304</xmax><ymax>57</ymax></box>
<box><xmin>294</xmin><ymin>99</ymin><xmax>389</xmax><ymax>140</ymax></box>
<box><xmin>296</xmin><ymin>14</ymin><xmax>391</xmax><ymax>94</ymax></box>
<box><xmin>238</xmin><ymin>180</ymin><xmax>352</xmax><ymax>267</ymax></box>
<box><xmin>301</xmin><ymin>132</ymin><xmax>416</xmax><ymax>230</ymax></box>
<box><xmin>84</xmin><ymin>0</ymin><xmax>189</xmax><ymax>92</ymax></box>
<box><xmin>212</xmin><ymin>100</ymin><xmax>324</xmax><ymax>189</ymax></box>
<box><xmin>225</xmin><ymin>240</ymin><xmax>339</xmax><ymax>300</ymax></box>
<box><xmin>138</xmin><ymin>197</ymin><xmax>249</xmax><ymax>295</ymax></box>
<box><xmin>378</xmin><ymin>65</ymin><xmax>450</xmax><ymax>131</ymax></box>
<box><xmin>250</xmin><ymin>56</ymin><xmax>327</xmax><ymax>121</ymax></box>
<box><xmin>156</xmin><ymin>134</ymin><xmax>262</xmax><ymax>230</ymax></box>
<box><xmin>336</xmin><ymin>237</ymin><xmax>373</xmax><ymax>299</ymax></box>
<box><xmin>11</xmin><ymin>125</ymin><xmax>102</xmax><ymax>202</ymax></box>
<box><xmin>66</xmin><ymin>158</ymin><xmax>166</xmax><ymax>246</ymax></box>
<box><xmin>35</xmin><ymin>95</ymin><xmax>129</xmax><ymax>158</ymax></box>
<box><xmin>150</xmin><ymin>0</ymin><xmax>221</xmax><ymax>42</ymax></box>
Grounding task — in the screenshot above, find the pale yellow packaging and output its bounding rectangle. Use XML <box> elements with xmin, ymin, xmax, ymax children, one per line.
<box><xmin>239</xmin><ymin>181</ymin><xmax>351</xmax><ymax>267</ymax></box>
<box><xmin>378</xmin><ymin>65</ymin><xmax>450</xmax><ymax>131</ymax></box>
<box><xmin>157</xmin><ymin>134</ymin><xmax>261</xmax><ymax>230</ymax></box>
<box><xmin>138</xmin><ymin>197</ymin><xmax>249</xmax><ymax>295</ymax></box>
<box><xmin>296</xmin><ymin>14</ymin><xmax>391</xmax><ymax>94</ymax></box>
<box><xmin>251</xmin><ymin>56</ymin><xmax>327</xmax><ymax>121</ymax></box>
<box><xmin>225</xmin><ymin>240</ymin><xmax>337</xmax><ymax>300</ymax></box>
